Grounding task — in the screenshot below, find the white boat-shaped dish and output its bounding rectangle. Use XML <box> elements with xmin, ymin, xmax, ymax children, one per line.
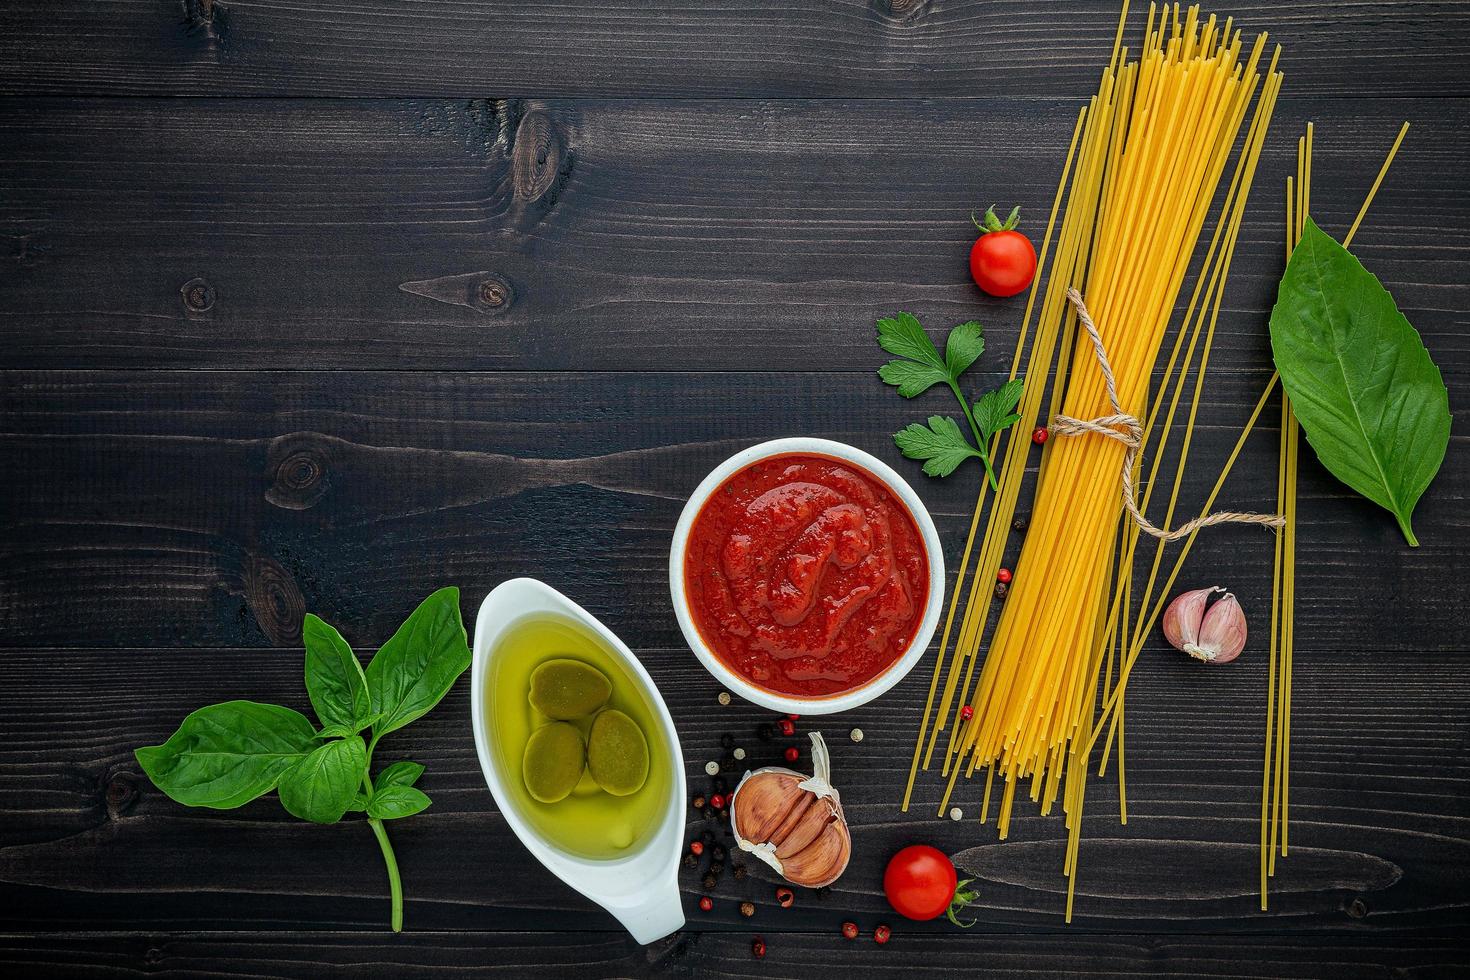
<box><xmin>470</xmin><ymin>578</ymin><xmax>686</xmax><ymax>944</ymax></box>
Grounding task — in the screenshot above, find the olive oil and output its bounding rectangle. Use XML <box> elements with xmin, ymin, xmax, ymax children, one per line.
<box><xmin>485</xmin><ymin>613</ymin><xmax>670</xmax><ymax>860</ymax></box>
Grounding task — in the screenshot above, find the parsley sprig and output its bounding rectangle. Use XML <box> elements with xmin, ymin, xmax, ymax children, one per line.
<box><xmin>876</xmin><ymin>313</ymin><xmax>1024</xmax><ymax>490</ymax></box>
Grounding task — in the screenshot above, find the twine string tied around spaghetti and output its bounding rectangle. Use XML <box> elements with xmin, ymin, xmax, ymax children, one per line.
<box><xmin>1048</xmin><ymin>288</ymin><xmax>1285</xmax><ymax>542</ymax></box>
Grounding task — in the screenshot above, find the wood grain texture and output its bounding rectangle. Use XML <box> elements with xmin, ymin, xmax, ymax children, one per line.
<box><xmin>2</xmin><ymin>932</ymin><xmax>1468</xmax><ymax>979</ymax></box>
<box><xmin>2</xmin><ymin>370</ymin><xmax>1465</xmax><ymax>650</ymax></box>
<box><xmin>0</xmin><ymin>643</ymin><xmax>1466</xmax><ymax>933</ymax></box>
<box><xmin>1</xmin><ymin>97</ymin><xmax>1464</xmax><ymax>371</ymax></box>
<box><xmin>2</xmin><ymin>1</ymin><xmax>1469</xmax><ymax>99</ymax></box>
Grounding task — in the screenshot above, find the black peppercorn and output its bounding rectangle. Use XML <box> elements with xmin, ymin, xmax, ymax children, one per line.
<box><xmin>683</xmin><ymin>853</ymin><xmax>699</xmax><ymax>870</ymax></box>
<box><xmin>713</xmin><ymin>776</ymin><xmax>728</xmax><ymax>793</ymax></box>
<box><xmin>995</xmin><ymin>581</ymin><xmax>1008</xmax><ymax>599</ymax></box>
<box><xmin>720</xmin><ymin>733</ymin><xmax>734</xmax><ymax>750</ymax></box>
<box><xmin>702</xmin><ymin>873</ymin><xmax>718</xmax><ymax>891</ymax></box>
<box><xmin>718</xmin><ymin>808</ymin><xmax>729</xmax><ymax>821</ymax></box>
<box><xmin>733</xmin><ymin>863</ymin><xmax>747</xmax><ymax>881</ymax></box>
<box><xmin>703</xmin><ymin>807</ymin><xmax>715</xmax><ymax>819</ymax></box>
<box><xmin>712</xmin><ymin>844</ymin><xmax>726</xmax><ymax>861</ymax></box>
<box><xmin>1012</xmin><ymin>516</ymin><xmax>1027</xmax><ymax>532</ymax></box>
<box><xmin>710</xmin><ymin>862</ymin><xmax>724</xmax><ymax>876</ymax></box>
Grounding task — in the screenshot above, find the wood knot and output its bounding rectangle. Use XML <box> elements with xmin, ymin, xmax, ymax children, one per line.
<box><xmin>244</xmin><ymin>556</ymin><xmax>305</xmax><ymax>644</ymax></box>
<box><xmin>398</xmin><ymin>271</ymin><xmax>515</xmax><ymax>317</ymax></box>
<box><xmin>1347</xmin><ymin>897</ymin><xmax>1369</xmax><ymax>919</ymax></box>
<box><xmin>511</xmin><ymin>111</ymin><xmax>566</xmax><ymax>205</ymax></box>
<box><xmin>874</xmin><ymin>0</ymin><xmax>928</xmax><ymax>21</ymax></box>
<box><xmin>266</xmin><ymin>433</ymin><xmax>331</xmax><ymax>510</ymax></box>
<box><xmin>102</xmin><ymin>771</ymin><xmax>140</xmax><ymax>817</ymax></box>
<box><xmin>180</xmin><ymin>277</ymin><xmax>215</xmax><ymax>313</ymax></box>
<box><xmin>182</xmin><ymin>0</ymin><xmax>228</xmax><ymax>40</ymax></box>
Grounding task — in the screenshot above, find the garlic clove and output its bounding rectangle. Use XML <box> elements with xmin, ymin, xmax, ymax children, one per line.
<box><xmin>733</xmin><ymin>771</ymin><xmax>804</xmax><ymax>843</ymax></box>
<box><xmin>779</xmin><ymin>821</ymin><xmax>850</xmax><ymax>888</ymax></box>
<box><xmin>1162</xmin><ymin>586</ymin><xmax>1221</xmax><ymax>651</ymax></box>
<box><xmin>1193</xmin><ymin>591</ymin><xmax>1247</xmax><ymax>664</ymax></box>
<box><xmin>774</xmin><ymin>795</ymin><xmax>834</xmax><ymax>859</ymax></box>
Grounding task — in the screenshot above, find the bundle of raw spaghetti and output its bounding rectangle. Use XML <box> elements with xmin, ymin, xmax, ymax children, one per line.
<box><xmin>903</xmin><ymin>0</ymin><xmax>1286</xmax><ymax>918</ymax></box>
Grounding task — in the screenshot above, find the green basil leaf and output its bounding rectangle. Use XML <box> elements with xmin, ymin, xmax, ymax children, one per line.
<box><xmin>348</xmin><ymin>790</ymin><xmax>371</xmax><ymax>812</ymax></box>
<box><xmin>1270</xmin><ymin>218</ymin><xmax>1450</xmax><ymax>546</ymax></box>
<box><xmin>943</xmin><ymin>321</ymin><xmax>986</xmax><ymax>377</ymax></box>
<box><xmin>878</xmin><ymin>359</ymin><xmax>950</xmax><ymax>398</ymax></box>
<box><xmin>876</xmin><ymin>313</ymin><xmax>946</xmax><ymax>370</ymax></box>
<box><xmin>277</xmin><ymin>735</ymin><xmax>367</xmax><ymax>824</ymax></box>
<box><xmin>366</xmin><ymin>587</ymin><xmax>471</xmax><ymax>737</ymax></box>
<box><xmin>367</xmin><ymin>785</ymin><xmax>432</xmax><ymax>821</ymax></box>
<box><xmin>375</xmin><ymin>761</ymin><xmax>425</xmax><ymax>790</ymax></box>
<box><xmin>303</xmin><ymin>613</ymin><xmax>372</xmax><ymax>731</ymax></box>
<box><xmin>135</xmin><ymin>701</ymin><xmax>317</xmax><ymax>809</ymax></box>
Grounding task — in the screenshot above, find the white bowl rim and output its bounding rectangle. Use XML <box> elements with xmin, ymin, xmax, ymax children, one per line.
<box><xmin>668</xmin><ymin>436</ymin><xmax>946</xmax><ymax>715</ymax></box>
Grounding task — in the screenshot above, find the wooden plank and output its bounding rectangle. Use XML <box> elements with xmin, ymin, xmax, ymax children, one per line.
<box><xmin>2</xmin><ymin>369</ymin><xmax>1465</xmax><ymax>650</ymax></box>
<box><xmin>2</xmin><ymin>1</ymin><xmax>1468</xmax><ymax>99</ymax></box>
<box><xmin>0</xmin><ymin>643</ymin><xmax>1466</xmax><ymax>932</ymax></box>
<box><xmin>1</xmin><ymin>931</ymin><xmax>1467</xmax><ymax>978</ymax></box>
<box><xmin>1</xmin><ymin>97</ymin><xmax>1463</xmax><ymax>371</ymax></box>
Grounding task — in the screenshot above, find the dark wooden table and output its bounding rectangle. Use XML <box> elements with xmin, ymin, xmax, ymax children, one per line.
<box><xmin>2</xmin><ymin>2</ymin><xmax>1467</xmax><ymax>977</ymax></box>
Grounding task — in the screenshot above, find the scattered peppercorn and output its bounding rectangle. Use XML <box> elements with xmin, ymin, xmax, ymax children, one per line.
<box><xmin>1012</xmin><ymin>516</ymin><xmax>1028</xmax><ymax>532</ymax></box>
<box><xmin>841</xmin><ymin>921</ymin><xmax>859</xmax><ymax>940</ymax></box>
<box><xmin>740</xmin><ymin>901</ymin><xmax>755</xmax><ymax>918</ymax></box>
<box><xmin>689</xmin><ymin>840</ymin><xmax>704</xmax><ymax>856</ymax></box>
<box><xmin>718</xmin><ymin>807</ymin><xmax>729</xmax><ymax>821</ymax></box>
<box><xmin>776</xmin><ymin>887</ymin><xmax>795</xmax><ymax>908</ymax></box>
<box><xmin>995</xmin><ymin>581</ymin><xmax>1008</xmax><ymax>599</ymax></box>
<box><xmin>1032</xmin><ymin>427</ymin><xmax>1049</xmax><ymax>445</ymax></box>
<box><xmin>733</xmin><ymin>863</ymin><xmax>748</xmax><ymax>881</ymax></box>
<box><xmin>997</xmin><ymin>567</ymin><xmax>1013</xmax><ymax>584</ymax></box>
<box><xmin>703</xmin><ymin>873</ymin><xmax>718</xmax><ymax>890</ymax></box>
<box><xmin>849</xmin><ymin>728</ymin><xmax>864</xmax><ymax>743</ymax></box>
<box><xmin>712</xmin><ymin>843</ymin><xmax>726</xmax><ymax>861</ymax></box>
<box><xmin>752</xmin><ymin>938</ymin><xmax>766</xmax><ymax>959</ymax></box>
<box><xmin>683</xmin><ymin>853</ymin><xmax>699</xmax><ymax>870</ymax></box>
<box><xmin>784</xmin><ymin>746</ymin><xmax>799</xmax><ymax>763</ymax></box>
<box><xmin>710</xmin><ymin>793</ymin><xmax>727</xmax><ymax>810</ymax></box>
<box><xmin>702</xmin><ymin>807</ymin><xmax>715</xmax><ymax>820</ymax></box>
<box><xmin>698</xmin><ymin>896</ymin><xmax>713</xmax><ymax>912</ymax></box>
<box><xmin>720</xmin><ymin>733</ymin><xmax>735</xmax><ymax>750</ymax></box>
<box><xmin>777</xmin><ymin>718</ymin><xmax>796</xmax><ymax>737</ymax></box>
<box><xmin>717</xmin><ymin>690</ymin><xmax>732</xmax><ymax>706</ymax></box>
<box><xmin>874</xmin><ymin>924</ymin><xmax>891</xmax><ymax>944</ymax></box>
<box><xmin>960</xmin><ymin>704</ymin><xmax>974</xmax><ymax>721</ymax></box>
<box><xmin>713</xmin><ymin>776</ymin><xmax>728</xmax><ymax>793</ymax></box>
<box><xmin>692</xmin><ymin>794</ymin><xmax>706</xmax><ymax>810</ymax></box>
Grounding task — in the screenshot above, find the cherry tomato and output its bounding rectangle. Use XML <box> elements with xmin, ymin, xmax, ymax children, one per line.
<box><xmin>883</xmin><ymin>845</ymin><xmax>958</xmax><ymax>921</ymax></box>
<box><xmin>969</xmin><ymin>205</ymin><xmax>1037</xmax><ymax>298</ymax></box>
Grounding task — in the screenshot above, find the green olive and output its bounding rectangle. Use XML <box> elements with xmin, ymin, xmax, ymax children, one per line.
<box><xmin>586</xmin><ymin>708</ymin><xmax>649</xmax><ymax>797</ymax></box>
<box><xmin>522</xmin><ymin>722</ymin><xmax>586</xmax><ymax>804</ymax></box>
<box><xmin>528</xmin><ymin>658</ymin><xmax>612</xmax><ymax>720</ymax></box>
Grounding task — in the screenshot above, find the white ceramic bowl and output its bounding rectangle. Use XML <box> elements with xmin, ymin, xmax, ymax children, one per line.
<box><xmin>669</xmin><ymin>437</ymin><xmax>945</xmax><ymax>715</ymax></box>
<box><xmin>470</xmin><ymin>578</ymin><xmax>686</xmax><ymax>944</ymax></box>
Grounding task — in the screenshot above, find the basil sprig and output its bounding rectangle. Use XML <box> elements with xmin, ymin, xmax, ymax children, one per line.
<box><xmin>1270</xmin><ymin>218</ymin><xmax>1451</xmax><ymax>546</ymax></box>
<box><xmin>135</xmin><ymin>587</ymin><xmax>471</xmax><ymax>931</ymax></box>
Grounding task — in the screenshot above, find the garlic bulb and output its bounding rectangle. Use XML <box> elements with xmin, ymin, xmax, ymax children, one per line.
<box><xmin>730</xmin><ymin>732</ymin><xmax>851</xmax><ymax>888</ymax></box>
<box><xmin>1163</xmin><ymin>586</ymin><xmax>1246</xmax><ymax>664</ymax></box>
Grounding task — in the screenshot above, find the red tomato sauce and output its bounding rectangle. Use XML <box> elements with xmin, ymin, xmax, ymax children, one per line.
<box><xmin>683</xmin><ymin>453</ymin><xmax>930</xmax><ymax>698</ymax></box>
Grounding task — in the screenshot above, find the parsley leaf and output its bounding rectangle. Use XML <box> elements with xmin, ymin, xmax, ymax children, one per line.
<box><xmin>894</xmin><ymin>416</ymin><xmax>983</xmax><ymax>477</ymax></box>
<box><xmin>973</xmin><ymin>377</ymin><xmax>1025</xmax><ymax>440</ymax></box>
<box><xmin>876</xmin><ymin>313</ymin><xmax>1024</xmax><ymax>490</ymax></box>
